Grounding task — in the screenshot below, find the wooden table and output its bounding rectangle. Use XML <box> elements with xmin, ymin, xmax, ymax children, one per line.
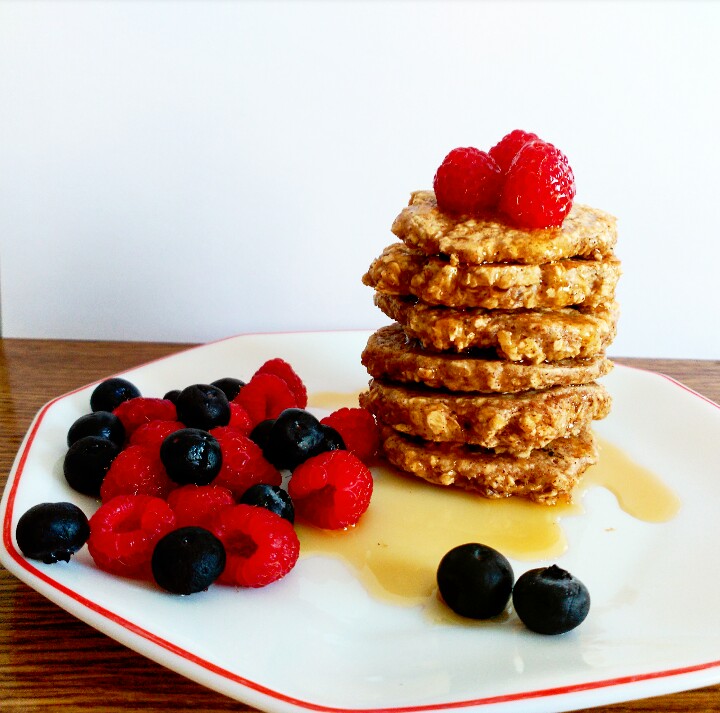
<box><xmin>1</xmin><ymin>338</ymin><xmax>719</xmax><ymax>712</ymax></box>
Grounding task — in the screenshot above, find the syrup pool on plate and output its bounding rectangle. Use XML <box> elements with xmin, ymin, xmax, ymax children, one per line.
<box><xmin>296</xmin><ymin>465</ymin><xmax>577</xmax><ymax>606</ymax></box>
<box><xmin>301</xmin><ymin>392</ymin><xmax>680</xmax><ymax>607</ymax></box>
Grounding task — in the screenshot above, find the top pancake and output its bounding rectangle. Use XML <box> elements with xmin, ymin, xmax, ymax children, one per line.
<box><xmin>392</xmin><ymin>190</ymin><xmax>617</xmax><ymax>265</ymax></box>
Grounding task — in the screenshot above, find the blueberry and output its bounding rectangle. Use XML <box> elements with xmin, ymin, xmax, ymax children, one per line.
<box><xmin>437</xmin><ymin>543</ymin><xmax>514</xmax><ymax>619</ymax></box>
<box><xmin>175</xmin><ymin>384</ymin><xmax>230</xmax><ymax>430</ymax></box>
<box><xmin>16</xmin><ymin>502</ymin><xmax>90</xmax><ymax>564</ymax></box>
<box><xmin>151</xmin><ymin>526</ymin><xmax>226</xmax><ymax>594</ymax></box>
<box><xmin>320</xmin><ymin>424</ymin><xmax>346</xmax><ymax>452</ymax></box>
<box><xmin>163</xmin><ymin>389</ymin><xmax>181</xmax><ymax>404</ymax></box>
<box><xmin>239</xmin><ymin>484</ymin><xmax>295</xmax><ymax>523</ymax></box>
<box><xmin>90</xmin><ymin>377</ymin><xmax>141</xmax><ymax>413</ymax></box>
<box><xmin>67</xmin><ymin>411</ymin><xmax>125</xmax><ymax>448</ymax></box>
<box><xmin>160</xmin><ymin>428</ymin><xmax>222</xmax><ymax>486</ymax></box>
<box><xmin>64</xmin><ymin>435</ymin><xmax>121</xmax><ymax>496</ymax></box>
<box><xmin>249</xmin><ymin>419</ymin><xmax>275</xmax><ymax>451</ymax></box>
<box><xmin>512</xmin><ymin>565</ymin><xmax>590</xmax><ymax>635</ymax></box>
<box><xmin>211</xmin><ymin>377</ymin><xmax>245</xmax><ymax>402</ymax></box>
<box><xmin>263</xmin><ymin>408</ymin><xmax>332</xmax><ymax>470</ymax></box>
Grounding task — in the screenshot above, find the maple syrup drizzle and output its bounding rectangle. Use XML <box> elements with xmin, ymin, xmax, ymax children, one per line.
<box><xmin>579</xmin><ymin>438</ymin><xmax>681</xmax><ymax>523</ymax></box>
<box><xmin>298</xmin><ymin>391</ymin><xmax>680</xmax><ymax>605</ymax></box>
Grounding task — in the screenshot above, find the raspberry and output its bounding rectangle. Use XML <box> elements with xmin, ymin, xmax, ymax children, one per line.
<box><xmin>112</xmin><ymin>397</ymin><xmax>177</xmax><ymax>438</ymax></box>
<box><xmin>498</xmin><ymin>141</ymin><xmax>576</xmax><ymax>229</ymax></box>
<box><xmin>211</xmin><ymin>504</ymin><xmax>300</xmax><ymax>587</ymax></box>
<box><xmin>210</xmin><ymin>428</ymin><xmax>282</xmax><ymax>499</ymax></box>
<box><xmin>227</xmin><ymin>402</ymin><xmax>253</xmax><ymax>435</ymax></box>
<box><xmin>234</xmin><ymin>373</ymin><xmax>298</xmax><ymax>427</ymax></box>
<box><xmin>320</xmin><ymin>407</ymin><xmax>379</xmax><ymax>463</ymax></box>
<box><xmin>433</xmin><ymin>147</ymin><xmax>502</xmax><ymax>216</ymax></box>
<box><xmin>100</xmin><ymin>445</ymin><xmax>176</xmax><ymax>502</ymax></box>
<box><xmin>87</xmin><ymin>495</ymin><xmax>176</xmax><ymax>577</ymax></box>
<box><xmin>254</xmin><ymin>358</ymin><xmax>308</xmax><ymax>409</ymax></box>
<box><xmin>489</xmin><ymin>129</ymin><xmax>541</xmax><ymax>174</ymax></box>
<box><xmin>167</xmin><ymin>484</ymin><xmax>235</xmax><ymax>529</ymax></box>
<box><xmin>288</xmin><ymin>450</ymin><xmax>373</xmax><ymax>529</ymax></box>
<box><xmin>128</xmin><ymin>419</ymin><xmax>185</xmax><ymax>450</ymax></box>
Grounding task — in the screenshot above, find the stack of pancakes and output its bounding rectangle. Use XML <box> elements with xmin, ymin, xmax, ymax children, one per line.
<box><xmin>359</xmin><ymin>190</ymin><xmax>621</xmax><ymax>504</ymax></box>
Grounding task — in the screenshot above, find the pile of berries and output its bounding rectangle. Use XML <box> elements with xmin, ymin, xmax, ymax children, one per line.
<box><xmin>436</xmin><ymin>542</ymin><xmax>590</xmax><ymax>635</ymax></box>
<box><xmin>433</xmin><ymin>129</ymin><xmax>576</xmax><ymax>229</ymax></box>
<box><xmin>16</xmin><ymin>358</ymin><xmax>379</xmax><ymax>595</ymax></box>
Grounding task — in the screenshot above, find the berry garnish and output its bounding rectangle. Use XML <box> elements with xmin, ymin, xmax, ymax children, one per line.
<box><xmin>175</xmin><ymin>384</ymin><xmax>231</xmax><ymax>431</ymax></box>
<box><xmin>512</xmin><ymin>564</ymin><xmax>590</xmax><ymax>635</ymax></box>
<box><xmin>234</xmin><ymin>373</ymin><xmax>298</xmax><ymax>426</ymax></box>
<box><xmin>24</xmin><ymin>357</ymin><xmax>379</xmax><ymax>600</ymax></box>
<box><xmin>87</xmin><ymin>495</ymin><xmax>176</xmax><ymax>578</ymax></box>
<box><xmin>498</xmin><ymin>140</ymin><xmax>576</xmax><ymax>229</ymax></box>
<box><xmin>211</xmin><ymin>377</ymin><xmax>246</xmax><ymax>402</ymax></box>
<box><xmin>320</xmin><ymin>407</ymin><xmax>379</xmax><ymax>462</ymax></box>
<box><xmin>488</xmin><ymin>129</ymin><xmax>541</xmax><ymax>174</ymax></box>
<box><xmin>15</xmin><ymin>502</ymin><xmax>90</xmax><ymax>564</ymax></box>
<box><xmin>239</xmin><ymin>483</ymin><xmax>295</xmax><ymax>524</ymax></box>
<box><xmin>436</xmin><ymin>543</ymin><xmax>514</xmax><ymax>619</ymax></box>
<box><xmin>254</xmin><ymin>358</ymin><xmax>308</xmax><ymax>409</ymax></box>
<box><xmin>64</xmin><ymin>435</ymin><xmax>121</xmax><ymax>497</ymax></box>
<box><xmin>67</xmin><ymin>411</ymin><xmax>125</xmax><ymax>448</ymax></box>
<box><xmin>433</xmin><ymin>147</ymin><xmax>502</xmax><ymax>215</ymax></box>
<box><xmin>211</xmin><ymin>504</ymin><xmax>300</xmax><ymax>587</ymax></box>
<box><xmin>100</xmin><ymin>444</ymin><xmax>176</xmax><ymax>502</ymax></box>
<box><xmin>112</xmin><ymin>397</ymin><xmax>177</xmax><ymax>438</ymax></box>
<box><xmin>151</xmin><ymin>526</ymin><xmax>226</xmax><ymax>595</ymax></box>
<box><xmin>167</xmin><ymin>484</ymin><xmax>235</xmax><ymax>529</ymax></box>
<box><xmin>90</xmin><ymin>377</ymin><xmax>141</xmax><ymax>413</ymax></box>
<box><xmin>210</xmin><ymin>428</ymin><xmax>282</xmax><ymax>499</ymax></box>
<box><xmin>288</xmin><ymin>450</ymin><xmax>373</xmax><ymax>529</ymax></box>
<box><xmin>263</xmin><ymin>408</ymin><xmax>336</xmax><ymax>471</ymax></box>
<box><xmin>160</xmin><ymin>428</ymin><xmax>223</xmax><ymax>486</ymax></box>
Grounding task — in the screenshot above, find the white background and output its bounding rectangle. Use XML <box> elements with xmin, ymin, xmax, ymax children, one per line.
<box><xmin>1</xmin><ymin>0</ymin><xmax>718</xmax><ymax>359</ymax></box>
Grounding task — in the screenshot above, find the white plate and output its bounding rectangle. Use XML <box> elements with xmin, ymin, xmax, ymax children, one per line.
<box><xmin>2</xmin><ymin>331</ymin><xmax>720</xmax><ymax>713</ymax></box>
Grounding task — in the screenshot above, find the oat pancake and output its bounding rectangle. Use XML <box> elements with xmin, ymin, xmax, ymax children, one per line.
<box><xmin>360</xmin><ymin>379</ymin><xmax>611</xmax><ymax>456</ymax></box>
<box><xmin>363</xmin><ymin>242</ymin><xmax>621</xmax><ymax>310</ymax></box>
<box><xmin>379</xmin><ymin>425</ymin><xmax>598</xmax><ymax>504</ymax></box>
<box><xmin>392</xmin><ymin>190</ymin><xmax>617</xmax><ymax>265</ymax></box>
<box><xmin>362</xmin><ymin>323</ymin><xmax>613</xmax><ymax>392</ymax></box>
<box><xmin>373</xmin><ymin>294</ymin><xmax>619</xmax><ymax>361</ymax></box>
